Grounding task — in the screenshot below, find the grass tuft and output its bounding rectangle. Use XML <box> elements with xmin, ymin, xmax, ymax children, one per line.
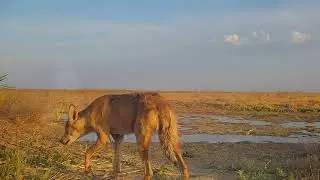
<box><xmin>0</xmin><ymin>146</ymin><xmax>26</xmax><ymax>180</ymax></box>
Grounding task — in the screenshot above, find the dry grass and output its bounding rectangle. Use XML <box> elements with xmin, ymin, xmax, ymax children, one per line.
<box><xmin>2</xmin><ymin>89</ymin><xmax>320</xmax><ymax>115</ymax></box>
<box><xmin>0</xmin><ymin>90</ymin><xmax>45</xmax><ymax>124</ymax></box>
<box><xmin>167</xmin><ymin>91</ymin><xmax>320</xmax><ymax>114</ymax></box>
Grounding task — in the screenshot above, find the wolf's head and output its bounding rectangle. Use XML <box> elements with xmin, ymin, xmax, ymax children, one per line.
<box><xmin>60</xmin><ymin>104</ymin><xmax>88</xmax><ymax>145</ymax></box>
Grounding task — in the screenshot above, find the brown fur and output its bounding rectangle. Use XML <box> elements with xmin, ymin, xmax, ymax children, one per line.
<box><xmin>60</xmin><ymin>92</ymin><xmax>189</xmax><ymax>180</ymax></box>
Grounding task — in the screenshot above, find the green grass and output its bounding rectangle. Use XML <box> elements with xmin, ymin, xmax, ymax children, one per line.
<box><xmin>0</xmin><ymin>145</ymin><xmax>70</xmax><ymax>180</ymax></box>
<box><xmin>0</xmin><ymin>146</ymin><xmax>26</xmax><ymax>180</ymax></box>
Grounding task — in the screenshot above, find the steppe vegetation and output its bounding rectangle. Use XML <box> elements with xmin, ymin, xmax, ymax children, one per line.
<box><xmin>0</xmin><ymin>86</ymin><xmax>319</xmax><ymax>179</ymax></box>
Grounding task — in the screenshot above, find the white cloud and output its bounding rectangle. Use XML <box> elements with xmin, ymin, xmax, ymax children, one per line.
<box><xmin>292</xmin><ymin>31</ymin><xmax>311</xmax><ymax>43</ymax></box>
<box><xmin>208</xmin><ymin>36</ymin><xmax>217</xmax><ymax>42</ymax></box>
<box><xmin>224</xmin><ymin>34</ymin><xmax>241</xmax><ymax>45</ymax></box>
<box><xmin>266</xmin><ymin>33</ymin><xmax>270</xmax><ymax>41</ymax></box>
<box><xmin>252</xmin><ymin>30</ymin><xmax>271</xmax><ymax>42</ymax></box>
<box><xmin>253</xmin><ymin>31</ymin><xmax>258</xmax><ymax>38</ymax></box>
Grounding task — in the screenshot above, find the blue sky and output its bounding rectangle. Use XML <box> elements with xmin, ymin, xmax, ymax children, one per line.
<box><xmin>1</xmin><ymin>0</ymin><xmax>283</xmax><ymax>21</ymax></box>
<box><xmin>1</xmin><ymin>0</ymin><xmax>320</xmax><ymax>91</ymax></box>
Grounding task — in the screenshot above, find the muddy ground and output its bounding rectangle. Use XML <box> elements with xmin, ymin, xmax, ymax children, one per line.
<box><xmin>0</xmin><ymin>89</ymin><xmax>320</xmax><ymax>179</ymax></box>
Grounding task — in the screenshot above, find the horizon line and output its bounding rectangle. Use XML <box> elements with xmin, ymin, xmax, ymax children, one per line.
<box><xmin>2</xmin><ymin>87</ymin><xmax>319</xmax><ymax>94</ymax></box>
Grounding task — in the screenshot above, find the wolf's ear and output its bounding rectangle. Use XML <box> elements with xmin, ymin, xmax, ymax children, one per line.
<box><xmin>68</xmin><ymin>104</ymin><xmax>78</xmax><ymax>123</ymax></box>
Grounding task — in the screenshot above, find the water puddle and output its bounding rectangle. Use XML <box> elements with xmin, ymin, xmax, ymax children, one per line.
<box><xmin>280</xmin><ymin>121</ymin><xmax>320</xmax><ymax>129</ymax></box>
<box><xmin>179</xmin><ymin>114</ymin><xmax>272</xmax><ymax>126</ymax></box>
<box><xmin>79</xmin><ymin>132</ymin><xmax>320</xmax><ymax>144</ymax></box>
<box><xmin>281</xmin><ymin>122</ymin><xmax>309</xmax><ymax>128</ymax></box>
<box><xmin>179</xmin><ymin>114</ymin><xmax>320</xmax><ymax>129</ymax></box>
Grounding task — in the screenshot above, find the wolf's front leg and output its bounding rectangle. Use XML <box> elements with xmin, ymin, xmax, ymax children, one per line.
<box><xmin>84</xmin><ymin>132</ymin><xmax>109</xmax><ymax>173</ymax></box>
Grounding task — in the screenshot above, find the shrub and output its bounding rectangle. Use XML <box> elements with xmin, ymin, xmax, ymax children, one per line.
<box><xmin>0</xmin><ymin>74</ymin><xmax>8</xmax><ymax>88</ymax></box>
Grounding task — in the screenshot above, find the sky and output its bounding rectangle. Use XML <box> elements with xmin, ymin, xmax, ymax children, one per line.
<box><xmin>1</xmin><ymin>0</ymin><xmax>320</xmax><ymax>91</ymax></box>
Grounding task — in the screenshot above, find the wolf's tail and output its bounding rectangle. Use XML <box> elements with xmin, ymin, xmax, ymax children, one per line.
<box><xmin>158</xmin><ymin>107</ymin><xmax>181</xmax><ymax>163</ymax></box>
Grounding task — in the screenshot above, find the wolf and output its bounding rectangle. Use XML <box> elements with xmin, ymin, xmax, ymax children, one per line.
<box><xmin>59</xmin><ymin>92</ymin><xmax>189</xmax><ymax>180</ymax></box>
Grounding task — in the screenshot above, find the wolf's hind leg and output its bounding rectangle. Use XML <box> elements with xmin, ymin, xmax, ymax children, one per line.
<box><xmin>111</xmin><ymin>134</ymin><xmax>124</xmax><ymax>177</ymax></box>
<box><xmin>135</xmin><ymin>123</ymin><xmax>154</xmax><ymax>180</ymax></box>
